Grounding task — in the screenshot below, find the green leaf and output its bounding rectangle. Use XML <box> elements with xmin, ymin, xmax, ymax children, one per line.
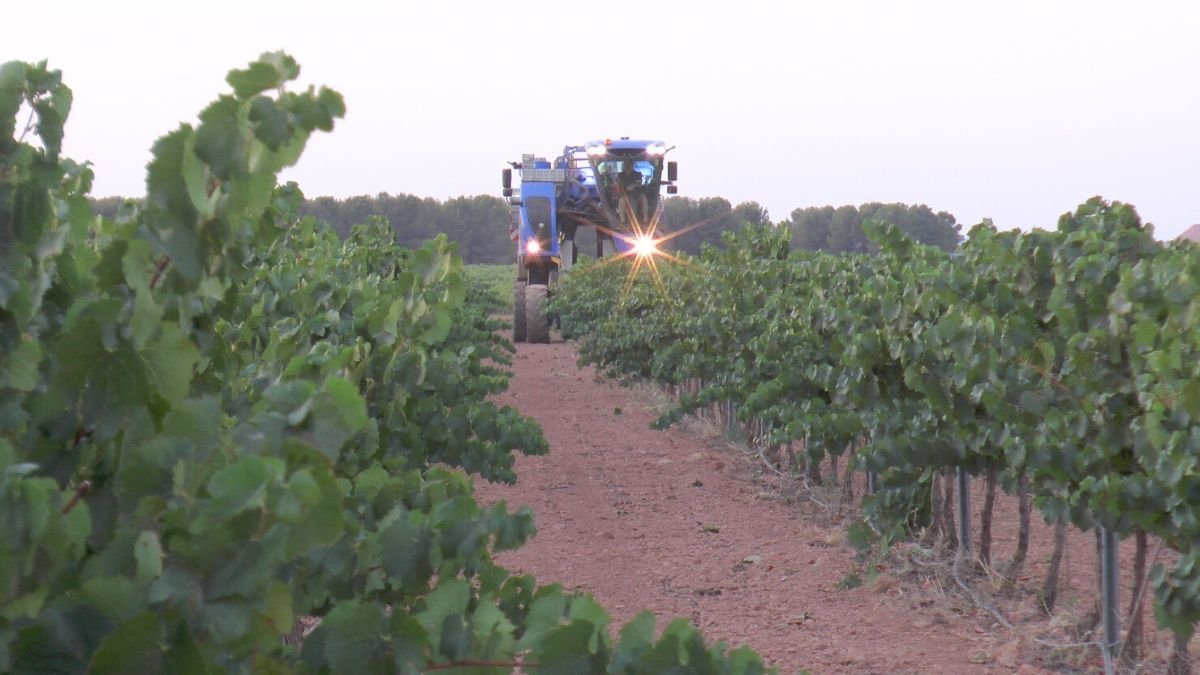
<box><xmin>308</xmin><ymin>601</ymin><xmax>385</xmax><ymax>675</ymax></box>
<box><xmin>0</xmin><ymin>589</ymin><xmax>46</xmax><ymax>620</ymax></box>
<box><xmin>181</xmin><ymin>132</ymin><xmax>214</xmax><ymax>221</ymax></box>
<box><xmin>148</xmin><ymin>567</ymin><xmax>201</xmax><ymax>607</ymax></box>
<box><xmin>226</xmin><ymin>62</ymin><xmax>282</xmax><ymax>99</ymax></box>
<box><xmin>8</xmin><ymin>621</ymin><xmax>87</xmax><ymax>675</ymax></box>
<box><xmin>0</xmin><ymin>61</ymin><xmax>27</xmax><ymax>141</ymax></box>
<box><xmin>89</xmin><ymin>611</ymin><xmax>163</xmax><ymax>674</ymax></box>
<box><xmin>469</xmin><ymin>597</ymin><xmax>516</xmax><ymax>661</ymax></box>
<box><xmin>263</xmin><ymin>580</ymin><xmax>293</xmax><ymax>634</ymax></box>
<box><xmin>417</xmin><ymin>579</ymin><xmax>471</xmax><ymax>652</ymax></box>
<box><xmin>567</xmin><ymin>595</ymin><xmax>609</xmax><ymax>628</ymax></box>
<box><xmin>5</xmin><ymin>462</ymin><xmax>38</xmax><ymax>476</ymax></box>
<box><xmin>225</xmin><ymin>53</ymin><xmax>299</xmax><ymax>99</ymax></box>
<box><xmin>193</xmin><ymin>96</ymin><xmax>245</xmax><ymax>181</ymax></box>
<box><xmin>1</xmin><ymin>339</ymin><xmax>41</xmax><ymax>391</ymax></box>
<box><xmin>52</xmin><ymin>297</ymin><xmax>122</xmax><ymax>388</ymax></box>
<box><xmin>33</xmin><ymin>84</ymin><xmax>72</xmax><ymax>160</ymax></box>
<box><xmin>379</xmin><ymin>518</ymin><xmax>433</xmax><ymax>590</ymax></box>
<box><xmin>533</xmin><ymin>619</ymin><xmax>607</xmax><ymax>674</ymax></box>
<box><xmin>611</xmin><ymin>611</ymin><xmax>659</xmax><ymax>671</ymax></box>
<box><xmin>438</xmin><ymin>613</ymin><xmax>471</xmax><ymax>661</ymax></box>
<box><xmin>514</xmin><ymin>590</ymin><xmax>567</xmax><ymax>651</ymax></box>
<box><xmin>118</xmin><ymin>237</ymin><xmax>154</xmax><ymax>291</ymax></box>
<box><xmin>134</xmin><ymin>530</ymin><xmax>163</xmax><ymax>581</ymax></box>
<box><xmin>202</xmin><ymin>455</ymin><xmax>277</xmax><ymax>521</ymax></box>
<box><xmin>81</xmin><ymin>576</ymin><xmax>147</xmax><ymax>624</ymax></box>
<box><xmin>248</xmin><ymin>96</ymin><xmax>291</xmax><ymax>151</ymax></box>
<box><xmin>1153</xmin><ymin>594</ymin><xmax>1198</xmax><ymax>640</ymax></box>
<box><xmin>315</xmin><ymin>87</ymin><xmax>346</xmax><ymax>129</ymax></box>
<box><xmin>387</xmin><ymin>613</ymin><xmax>430</xmax><ymax>673</ymax></box>
<box><xmin>352</xmin><ymin>464</ymin><xmax>388</xmax><ymax>502</ymax></box>
<box><xmin>204</xmin><ymin>526</ymin><xmax>288</xmax><ymax>600</ymax></box>
<box><xmin>845</xmin><ymin>520</ymin><xmax>875</xmax><ymax>552</ymax></box>
<box><xmin>1132</xmin><ymin>319</ymin><xmax>1158</xmax><ymax>350</ymax></box>
<box><xmin>321</xmin><ymin>376</ymin><xmax>367</xmax><ymax>431</ymax></box>
<box><xmin>35</xmin><ymin>223</ymin><xmax>68</xmax><ymax>261</ymax></box>
<box><xmin>51</xmin><ymin>297</ymin><xmax>194</xmax><ymax>418</ymax></box>
<box><xmin>161</xmin><ymin>223</ymin><xmax>204</xmax><ymax>282</ymax></box>
<box><xmin>162</xmin><ymin>620</ymin><xmax>214</xmax><ymax>675</ymax></box>
<box><xmin>142</xmin><ymin>323</ymin><xmax>200</xmax><ymax>404</ymax></box>
<box><xmin>22</xmin><ymin>478</ymin><xmax>52</xmax><ymax>540</ymax></box>
<box><xmin>1180</xmin><ymin>380</ymin><xmax>1200</xmax><ymax>421</ymax></box>
<box><xmin>162</xmin><ymin>397</ymin><xmax>224</xmax><ymax>451</ymax></box>
<box><xmin>146</xmin><ymin>126</ymin><xmax>200</xmax><ymax>228</ymax></box>
<box><xmin>130</xmin><ymin>288</ymin><xmax>163</xmax><ymax>349</ymax></box>
<box><xmin>302</xmin><ymin>376</ymin><xmax>367</xmax><ymax>459</ymax></box>
<box><xmin>199</xmin><ymin>602</ymin><xmax>251</xmax><ymax>644</ymax></box>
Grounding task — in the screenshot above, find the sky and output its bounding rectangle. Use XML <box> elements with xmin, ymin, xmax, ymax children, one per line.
<box><xmin>10</xmin><ymin>1</ymin><xmax>1200</xmax><ymax>240</ymax></box>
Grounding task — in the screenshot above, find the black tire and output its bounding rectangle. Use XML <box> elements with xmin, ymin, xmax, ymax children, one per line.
<box><xmin>512</xmin><ymin>281</ymin><xmax>527</xmax><ymax>342</ymax></box>
<box><xmin>525</xmin><ymin>284</ymin><xmax>550</xmax><ymax>343</ymax></box>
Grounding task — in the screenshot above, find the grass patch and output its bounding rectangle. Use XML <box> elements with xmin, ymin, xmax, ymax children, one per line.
<box><xmin>465</xmin><ymin>264</ymin><xmax>513</xmax><ymax>306</ymax></box>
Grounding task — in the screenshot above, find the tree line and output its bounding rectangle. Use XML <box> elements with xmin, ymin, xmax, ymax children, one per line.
<box><xmin>92</xmin><ymin>194</ymin><xmax>964</xmax><ymax>262</ymax></box>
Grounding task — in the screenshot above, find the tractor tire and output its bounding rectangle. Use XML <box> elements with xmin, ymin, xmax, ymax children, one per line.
<box><xmin>525</xmin><ymin>284</ymin><xmax>550</xmax><ymax>344</ymax></box>
<box><xmin>512</xmin><ymin>281</ymin><xmax>527</xmax><ymax>342</ymax></box>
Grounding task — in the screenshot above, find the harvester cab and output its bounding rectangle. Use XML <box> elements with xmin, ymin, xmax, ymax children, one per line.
<box><xmin>502</xmin><ymin>138</ymin><xmax>677</xmax><ymax>343</ymax></box>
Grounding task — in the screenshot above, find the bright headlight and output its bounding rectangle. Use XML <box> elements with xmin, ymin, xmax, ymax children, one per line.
<box><xmin>586</xmin><ymin>145</ymin><xmax>606</xmax><ymax>157</ymax></box>
<box><xmin>632</xmin><ymin>235</ymin><xmax>658</xmax><ymax>257</ymax></box>
<box><xmin>525</xmin><ymin>239</ymin><xmax>541</xmax><ymax>254</ymax></box>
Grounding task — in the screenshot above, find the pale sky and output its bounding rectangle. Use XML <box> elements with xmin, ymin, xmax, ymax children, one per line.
<box><xmin>11</xmin><ymin>1</ymin><xmax>1200</xmax><ymax>239</ymax></box>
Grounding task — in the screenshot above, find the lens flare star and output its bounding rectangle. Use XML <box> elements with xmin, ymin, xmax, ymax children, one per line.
<box><xmin>632</xmin><ymin>234</ymin><xmax>658</xmax><ymax>257</ymax></box>
<box><xmin>590</xmin><ymin>203</ymin><xmax>715</xmax><ymax>298</ymax></box>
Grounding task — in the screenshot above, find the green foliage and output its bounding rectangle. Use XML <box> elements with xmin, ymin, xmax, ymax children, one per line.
<box><xmin>555</xmin><ymin>200</ymin><xmax>1200</xmax><ymax>640</ymax></box>
<box><xmin>464</xmin><ymin>263</ymin><xmax>513</xmax><ymax>307</ymax></box>
<box><xmin>0</xmin><ymin>54</ymin><xmax>771</xmax><ymax>674</ymax></box>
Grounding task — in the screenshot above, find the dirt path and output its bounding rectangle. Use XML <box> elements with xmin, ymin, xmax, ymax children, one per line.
<box><xmin>475</xmin><ymin>339</ymin><xmax>1023</xmax><ymax>674</ymax></box>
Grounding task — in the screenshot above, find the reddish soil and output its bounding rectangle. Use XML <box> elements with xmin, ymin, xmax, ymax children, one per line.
<box><xmin>476</xmin><ymin>337</ymin><xmax>1194</xmax><ymax>674</ymax></box>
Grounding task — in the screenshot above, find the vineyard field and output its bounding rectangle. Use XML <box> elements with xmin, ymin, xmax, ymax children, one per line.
<box><xmin>551</xmin><ymin>209</ymin><xmax>1200</xmax><ymax>673</ymax></box>
<box><xmin>0</xmin><ymin>55</ymin><xmax>770</xmax><ymax>674</ymax></box>
<box><xmin>479</xmin><ymin>336</ymin><xmax>1197</xmax><ymax>672</ymax></box>
<box><xmin>5</xmin><ymin>48</ymin><xmax>1198</xmax><ymax>674</ymax></box>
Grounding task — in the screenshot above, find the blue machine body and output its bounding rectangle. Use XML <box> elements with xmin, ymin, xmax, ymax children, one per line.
<box><xmin>516</xmin><ymin>159</ymin><xmax>560</xmax><ymax>259</ymax></box>
<box><xmin>509</xmin><ymin>138</ymin><xmax>674</xmax><ymax>267</ymax></box>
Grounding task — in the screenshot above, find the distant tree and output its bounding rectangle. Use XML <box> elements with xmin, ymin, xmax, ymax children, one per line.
<box><xmin>440</xmin><ymin>195</ymin><xmax>513</xmax><ymax>263</ymax></box>
<box><xmin>660</xmin><ymin>196</ymin><xmax>728</xmax><ymax>254</ymax></box>
<box><xmin>733</xmin><ymin>200</ymin><xmax>771</xmax><ymax>228</ymax></box>
<box><xmin>298</xmin><ymin>193</ymin><xmax>514</xmax><ymax>264</ymax></box>
<box><xmin>661</xmin><ymin>197</ymin><xmax>771</xmax><ymax>255</ymax></box>
<box><xmin>828</xmin><ymin>204</ymin><xmax>864</xmax><ymax>253</ymax></box>
<box><xmin>89</xmin><ymin>196</ymin><xmax>136</xmax><ymax>221</ymax></box>
<box><xmin>789</xmin><ymin>202</ymin><xmax>962</xmax><ymax>253</ymax></box>
<box><xmin>791</xmin><ymin>205</ymin><xmax>834</xmax><ymax>251</ymax></box>
<box><xmin>94</xmin><ymin>193</ymin><xmax>959</xmax><ymax>263</ymax></box>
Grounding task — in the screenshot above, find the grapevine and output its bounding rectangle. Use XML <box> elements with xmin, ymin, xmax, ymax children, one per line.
<box><xmin>555</xmin><ymin>200</ymin><xmax>1200</xmax><ymax>661</ymax></box>
<box><xmin>0</xmin><ymin>55</ymin><xmax>771</xmax><ymax>674</ymax></box>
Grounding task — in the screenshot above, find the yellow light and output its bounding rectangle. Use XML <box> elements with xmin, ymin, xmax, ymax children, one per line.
<box><xmin>525</xmin><ymin>239</ymin><xmax>541</xmax><ymax>254</ymax></box>
<box><xmin>632</xmin><ymin>235</ymin><xmax>657</xmax><ymax>257</ymax></box>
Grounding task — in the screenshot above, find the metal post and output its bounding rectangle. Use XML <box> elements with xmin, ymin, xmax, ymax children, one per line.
<box><xmin>1100</xmin><ymin>527</ymin><xmax>1121</xmax><ymax>667</ymax></box>
<box><xmin>956</xmin><ymin>466</ymin><xmax>971</xmax><ymax>554</ymax></box>
<box><xmin>866</xmin><ymin>471</ymin><xmax>877</xmax><ymax>494</ymax></box>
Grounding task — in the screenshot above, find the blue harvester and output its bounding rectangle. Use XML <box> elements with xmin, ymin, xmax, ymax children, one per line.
<box><xmin>502</xmin><ymin>138</ymin><xmax>678</xmax><ymax>342</ymax></box>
